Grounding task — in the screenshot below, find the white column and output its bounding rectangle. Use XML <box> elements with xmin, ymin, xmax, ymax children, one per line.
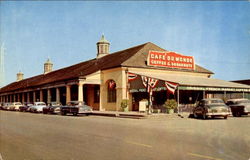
<box><xmin>33</xmin><ymin>91</ymin><xmax>36</xmax><ymax>102</ymax></box>
<box><xmin>27</xmin><ymin>92</ymin><xmax>30</xmax><ymax>103</ymax></box>
<box><xmin>13</xmin><ymin>94</ymin><xmax>16</xmax><ymax>102</ymax></box>
<box><xmin>78</xmin><ymin>83</ymin><xmax>84</xmax><ymax>102</ymax></box>
<box><xmin>40</xmin><ymin>90</ymin><xmax>43</xmax><ymax>102</ymax></box>
<box><xmin>22</xmin><ymin>93</ymin><xmax>25</xmax><ymax>103</ymax></box>
<box><xmin>66</xmin><ymin>85</ymin><xmax>71</xmax><ymax>103</ymax></box>
<box><xmin>17</xmin><ymin>94</ymin><xmax>20</xmax><ymax>102</ymax></box>
<box><xmin>47</xmin><ymin>89</ymin><xmax>51</xmax><ymax>104</ymax></box>
<box><xmin>56</xmin><ymin>88</ymin><xmax>60</xmax><ymax>103</ymax></box>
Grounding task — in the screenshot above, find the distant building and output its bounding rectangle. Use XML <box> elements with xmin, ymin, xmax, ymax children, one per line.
<box><xmin>0</xmin><ymin>35</ymin><xmax>250</xmax><ymax>112</ymax></box>
<box><xmin>232</xmin><ymin>79</ymin><xmax>250</xmax><ymax>86</ymax></box>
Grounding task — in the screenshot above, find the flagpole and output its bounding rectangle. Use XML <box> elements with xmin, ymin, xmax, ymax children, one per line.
<box><xmin>177</xmin><ymin>87</ymin><xmax>179</xmax><ymax>115</ymax></box>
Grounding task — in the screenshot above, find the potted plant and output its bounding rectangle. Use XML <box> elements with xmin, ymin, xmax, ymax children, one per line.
<box><xmin>164</xmin><ymin>99</ymin><xmax>177</xmax><ymax>114</ymax></box>
<box><xmin>121</xmin><ymin>99</ymin><xmax>129</xmax><ymax>112</ymax></box>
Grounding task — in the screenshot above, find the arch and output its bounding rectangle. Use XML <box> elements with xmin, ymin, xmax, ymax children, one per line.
<box><xmin>106</xmin><ymin>79</ymin><xmax>116</xmax><ymax>103</ymax></box>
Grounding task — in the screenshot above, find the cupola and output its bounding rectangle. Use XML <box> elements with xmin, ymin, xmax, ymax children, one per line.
<box><xmin>44</xmin><ymin>58</ymin><xmax>53</xmax><ymax>74</ymax></box>
<box><xmin>96</xmin><ymin>34</ymin><xmax>110</xmax><ymax>58</ymax></box>
<box><xmin>16</xmin><ymin>71</ymin><xmax>24</xmax><ymax>81</ymax></box>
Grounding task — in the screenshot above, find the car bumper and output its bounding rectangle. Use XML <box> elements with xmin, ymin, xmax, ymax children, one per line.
<box><xmin>78</xmin><ymin>110</ymin><xmax>93</xmax><ymax>114</ymax></box>
<box><xmin>206</xmin><ymin>112</ymin><xmax>230</xmax><ymax>116</ymax></box>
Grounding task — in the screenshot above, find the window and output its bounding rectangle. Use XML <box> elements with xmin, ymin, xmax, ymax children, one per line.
<box><xmin>107</xmin><ymin>80</ymin><xmax>116</xmax><ymax>103</ymax></box>
<box><xmin>94</xmin><ymin>85</ymin><xmax>100</xmax><ymax>103</ymax></box>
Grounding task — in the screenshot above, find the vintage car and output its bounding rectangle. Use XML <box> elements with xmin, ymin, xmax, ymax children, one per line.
<box><xmin>226</xmin><ymin>99</ymin><xmax>250</xmax><ymax>117</ymax></box>
<box><xmin>29</xmin><ymin>102</ymin><xmax>47</xmax><ymax>113</ymax></box>
<box><xmin>193</xmin><ymin>98</ymin><xmax>230</xmax><ymax>119</ymax></box>
<box><xmin>8</xmin><ymin>102</ymin><xmax>23</xmax><ymax>111</ymax></box>
<box><xmin>43</xmin><ymin>102</ymin><xmax>62</xmax><ymax>114</ymax></box>
<box><xmin>19</xmin><ymin>102</ymin><xmax>34</xmax><ymax>112</ymax></box>
<box><xmin>2</xmin><ymin>103</ymin><xmax>10</xmax><ymax>110</ymax></box>
<box><xmin>0</xmin><ymin>102</ymin><xmax>4</xmax><ymax>110</ymax></box>
<box><xmin>60</xmin><ymin>101</ymin><xmax>93</xmax><ymax>116</ymax></box>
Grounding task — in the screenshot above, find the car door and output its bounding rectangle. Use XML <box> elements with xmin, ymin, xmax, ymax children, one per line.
<box><xmin>196</xmin><ymin>101</ymin><xmax>205</xmax><ymax>115</ymax></box>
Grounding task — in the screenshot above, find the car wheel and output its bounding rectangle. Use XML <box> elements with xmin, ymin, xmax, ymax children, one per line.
<box><xmin>236</xmin><ymin>111</ymin><xmax>241</xmax><ymax>117</ymax></box>
<box><xmin>202</xmin><ymin>113</ymin><xmax>207</xmax><ymax>120</ymax></box>
<box><xmin>211</xmin><ymin>116</ymin><xmax>215</xmax><ymax>119</ymax></box>
<box><xmin>61</xmin><ymin>111</ymin><xmax>66</xmax><ymax>116</ymax></box>
<box><xmin>224</xmin><ymin>116</ymin><xmax>228</xmax><ymax>119</ymax></box>
<box><xmin>73</xmin><ymin>113</ymin><xmax>78</xmax><ymax>116</ymax></box>
<box><xmin>43</xmin><ymin>111</ymin><xmax>47</xmax><ymax>114</ymax></box>
<box><xmin>193</xmin><ymin>112</ymin><xmax>198</xmax><ymax>119</ymax></box>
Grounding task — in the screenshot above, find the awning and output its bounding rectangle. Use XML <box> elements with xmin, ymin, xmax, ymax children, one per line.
<box><xmin>129</xmin><ymin>71</ymin><xmax>250</xmax><ymax>92</ymax></box>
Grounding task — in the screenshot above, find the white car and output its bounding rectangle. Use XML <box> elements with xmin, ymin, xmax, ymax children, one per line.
<box><xmin>9</xmin><ymin>102</ymin><xmax>23</xmax><ymax>111</ymax></box>
<box><xmin>2</xmin><ymin>103</ymin><xmax>11</xmax><ymax>110</ymax></box>
<box><xmin>29</xmin><ymin>102</ymin><xmax>47</xmax><ymax>113</ymax></box>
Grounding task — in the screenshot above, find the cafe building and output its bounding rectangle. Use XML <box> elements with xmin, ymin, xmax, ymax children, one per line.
<box><xmin>1</xmin><ymin>35</ymin><xmax>250</xmax><ymax>112</ymax></box>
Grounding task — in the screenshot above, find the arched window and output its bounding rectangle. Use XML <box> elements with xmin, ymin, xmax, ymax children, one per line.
<box><xmin>107</xmin><ymin>80</ymin><xmax>116</xmax><ymax>102</ymax></box>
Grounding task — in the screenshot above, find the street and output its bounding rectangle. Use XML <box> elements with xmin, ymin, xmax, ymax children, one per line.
<box><xmin>0</xmin><ymin>110</ymin><xmax>249</xmax><ymax>160</ymax></box>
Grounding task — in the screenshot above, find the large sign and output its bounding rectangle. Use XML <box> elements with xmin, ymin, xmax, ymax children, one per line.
<box><xmin>147</xmin><ymin>51</ymin><xmax>195</xmax><ymax>70</ymax></box>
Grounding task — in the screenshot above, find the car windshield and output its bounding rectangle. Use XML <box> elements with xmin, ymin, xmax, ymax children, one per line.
<box><xmin>205</xmin><ymin>100</ymin><xmax>224</xmax><ymax>105</ymax></box>
<box><xmin>236</xmin><ymin>99</ymin><xmax>250</xmax><ymax>104</ymax></box>
<box><xmin>67</xmin><ymin>102</ymin><xmax>83</xmax><ymax>106</ymax></box>
<box><xmin>37</xmin><ymin>103</ymin><xmax>46</xmax><ymax>105</ymax></box>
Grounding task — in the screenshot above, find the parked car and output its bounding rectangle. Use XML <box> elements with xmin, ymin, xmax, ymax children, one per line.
<box><xmin>0</xmin><ymin>102</ymin><xmax>4</xmax><ymax>110</ymax></box>
<box><xmin>193</xmin><ymin>98</ymin><xmax>230</xmax><ymax>119</ymax></box>
<box><xmin>29</xmin><ymin>102</ymin><xmax>47</xmax><ymax>113</ymax></box>
<box><xmin>60</xmin><ymin>101</ymin><xmax>93</xmax><ymax>116</ymax></box>
<box><xmin>19</xmin><ymin>102</ymin><xmax>34</xmax><ymax>112</ymax></box>
<box><xmin>43</xmin><ymin>102</ymin><xmax>62</xmax><ymax>114</ymax></box>
<box><xmin>226</xmin><ymin>99</ymin><xmax>250</xmax><ymax>117</ymax></box>
<box><xmin>8</xmin><ymin>102</ymin><xmax>23</xmax><ymax>111</ymax></box>
<box><xmin>2</xmin><ymin>103</ymin><xmax>10</xmax><ymax>110</ymax></box>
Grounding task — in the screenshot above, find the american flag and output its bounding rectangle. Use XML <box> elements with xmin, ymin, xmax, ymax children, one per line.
<box><xmin>109</xmin><ymin>80</ymin><xmax>116</xmax><ymax>89</ymax></box>
<box><xmin>165</xmin><ymin>81</ymin><xmax>178</xmax><ymax>94</ymax></box>
<box><xmin>141</xmin><ymin>76</ymin><xmax>158</xmax><ymax>92</ymax></box>
<box><xmin>128</xmin><ymin>72</ymin><xmax>137</xmax><ymax>81</ymax></box>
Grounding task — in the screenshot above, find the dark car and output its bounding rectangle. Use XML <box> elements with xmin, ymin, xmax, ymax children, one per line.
<box><xmin>19</xmin><ymin>102</ymin><xmax>34</xmax><ymax>112</ymax></box>
<box><xmin>193</xmin><ymin>98</ymin><xmax>230</xmax><ymax>119</ymax></box>
<box><xmin>60</xmin><ymin>101</ymin><xmax>93</xmax><ymax>116</ymax></box>
<box><xmin>226</xmin><ymin>99</ymin><xmax>250</xmax><ymax>117</ymax></box>
<box><xmin>43</xmin><ymin>102</ymin><xmax>62</xmax><ymax>114</ymax></box>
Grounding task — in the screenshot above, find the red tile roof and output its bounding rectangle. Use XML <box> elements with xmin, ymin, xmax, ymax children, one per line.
<box><xmin>0</xmin><ymin>42</ymin><xmax>213</xmax><ymax>93</ymax></box>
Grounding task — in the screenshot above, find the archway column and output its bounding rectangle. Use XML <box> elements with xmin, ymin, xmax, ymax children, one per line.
<box><xmin>66</xmin><ymin>85</ymin><xmax>71</xmax><ymax>103</ymax></box>
<box><xmin>47</xmin><ymin>89</ymin><xmax>51</xmax><ymax>104</ymax></box>
<box><xmin>56</xmin><ymin>88</ymin><xmax>60</xmax><ymax>103</ymax></box>
<box><xmin>78</xmin><ymin>83</ymin><xmax>84</xmax><ymax>102</ymax></box>
<box><xmin>33</xmin><ymin>91</ymin><xmax>36</xmax><ymax>102</ymax></box>
<box><xmin>27</xmin><ymin>92</ymin><xmax>30</xmax><ymax>103</ymax></box>
<box><xmin>22</xmin><ymin>92</ymin><xmax>25</xmax><ymax>103</ymax></box>
<box><xmin>40</xmin><ymin>90</ymin><xmax>43</xmax><ymax>102</ymax></box>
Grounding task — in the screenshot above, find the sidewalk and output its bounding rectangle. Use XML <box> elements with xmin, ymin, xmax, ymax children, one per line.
<box><xmin>92</xmin><ymin>111</ymin><xmax>191</xmax><ymax>119</ymax></box>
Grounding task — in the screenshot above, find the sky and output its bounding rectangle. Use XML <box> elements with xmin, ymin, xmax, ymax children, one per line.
<box><xmin>0</xmin><ymin>1</ymin><xmax>249</xmax><ymax>87</ymax></box>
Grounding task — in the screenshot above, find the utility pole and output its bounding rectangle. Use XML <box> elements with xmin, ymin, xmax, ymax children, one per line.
<box><xmin>0</xmin><ymin>43</ymin><xmax>5</xmax><ymax>87</ymax></box>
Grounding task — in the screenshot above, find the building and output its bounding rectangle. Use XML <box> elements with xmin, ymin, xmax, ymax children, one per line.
<box><xmin>0</xmin><ymin>35</ymin><xmax>250</xmax><ymax>112</ymax></box>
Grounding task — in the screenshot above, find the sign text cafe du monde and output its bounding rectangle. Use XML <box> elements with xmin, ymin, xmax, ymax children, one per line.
<box><xmin>147</xmin><ymin>50</ymin><xmax>195</xmax><ymax>70</ymax></box>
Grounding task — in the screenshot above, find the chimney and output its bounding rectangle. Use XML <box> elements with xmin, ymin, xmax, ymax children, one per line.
<box><xmin>44</xmin><ymin>58</ymin><xmax>53</xmax><ymax>74</ymax></box>
<box><xmin>96</xmin><ymin>34</ymin><xmax>110</xmax><ymax>58</ymax></box>
<box><xmin>16</xmin><ymin>71</ymin><xmax>24</xmax><ymax>81</ymax></box>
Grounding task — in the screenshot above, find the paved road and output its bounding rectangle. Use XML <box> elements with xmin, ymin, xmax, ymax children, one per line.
<box><xmin>0</xmin><ymin>111</ymin><xmax>249</xmax><ymax>160</ymax></box>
